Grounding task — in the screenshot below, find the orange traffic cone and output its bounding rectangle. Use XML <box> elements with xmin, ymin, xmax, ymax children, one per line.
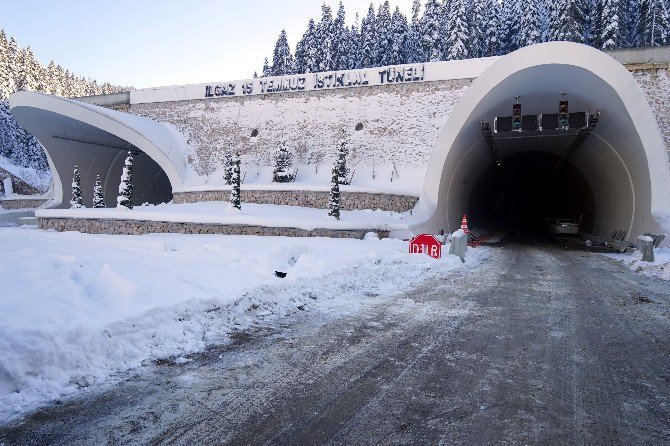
<box><xmin>461</xmin><ymin>215</ymin><xmax>469</xmax><ymax>234</ymax></box>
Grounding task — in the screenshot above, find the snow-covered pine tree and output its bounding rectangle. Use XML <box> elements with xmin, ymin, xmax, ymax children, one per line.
<box><xmin>230</xmin><ymin>152</ymin><xmax>241</xmax><ymax>210</ymax></box>
<box><xmin>360</xmin><ymin>4</ymin><xmax>377</xmax><ymax>68</ymax></box>
<box><xmin>117</xmin><ymin>151</ymin><xmax>134</xmax><ymax>209</ymax></box>
<box><xmin>499</xmin><ymin>0</ymin><xmax>520</xmax><ymax>54</ymax></box>
<box><xmin>335</xmin><ymin>129</ymin><xmax>350</xmax><ymax>185</ymax></box>
<box><xmin>271</xmin><ymin>29</ymin><xmax>294</xmax><ymax>76</ymax></box>
<box><xmin>349</xmin><ymin>14</ymin><xmax>363</xmax><ymax>69</ymax></box>
<box><xmin>548</xmin><ymin>0</ymin><xmax>587</xmax><ymax>43</ymax></box>
<box><xmin>517</xmin><ymin>0</ymin><xmax>542</xmax><ymax>47</ymax></box>
<box><xmin>294</xmin><ymin>19</ymin><xmax>319</xmax><ymax>74</ymax></box>
<box><xmin>622</xmin><ymin>0</ymin><xmax>639</xmax><ymax>46</ymax></box>
<box><xmin>223</xmin><ymin>148</ymin><xmax>234</xmax><ymax>185</ymax></box>
<box><xmin>93</xmin><ymin>174</ymin><xmax>105</xmax><ymax>208</ymax></box>
<box><xmin>445</xmin><ymin>0</ymin><xmax>471</xmax><ymax>60</ymax></box>
<box><xmin>405</xmin><ymin>0</ymin><xmax>425</xmax><ymax>63</ymax></box>
<box><xmin>0</xmin><ymin>30</ymin><xmax>13</xmax><ymax>99</ymax></box>
<box><xmin>638</xmin><ymin>0</ymin><xmax>670</xmax><ymax>46</ymax></box>
<box><xmin>374</xmin><ymin>1</ymin><xmax>393</xmax><ymax>66</ymax></box>
<box><xmin>316</xmin><ymin>4</ymin><xmax>335</xmax><ymax>72</ymax></box>
<box><xmin>70</xmin><ymin>165</ymin><xmax>83</xmax><ymax>209</ymax></box>
<box><xmin>273</xmin><ymin>142</ymin><xmax>294</xmax><ymax>183</ymax></box>
<box><xmin>482</xmin><ymin>0</ymin><xmax>502</xmax><ymax>56</ymax></box>
<box><xmin>421</xmin><ymin>0</ymin><xmax>444</xmax><ymax>62</ymax></box>
<box><xmin>389</xmin><ymin>6</ymin><xmax>409</xmax><ymax>65</ymax></box>
<box><xmin>328</xmin><ymin>165</ymin><xmax>340</xmax><ymax>220</ymax></box>
<box><xmin>262</xmin><ymin>58</ymin><xmax>271</xmax><ymax>77</ymax></box>
<box><xmin>601</xmin><ymin>0</ymin><xmax>626</xmax><ymax>49</ymax></box>
<box><xmin>332</xmin><ymin>2</ymin><xmax>350</xmax><ymax>70</ymax></box>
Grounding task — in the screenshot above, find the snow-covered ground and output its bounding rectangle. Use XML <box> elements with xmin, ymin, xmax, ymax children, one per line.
<box><xmin>0</xmin><ymin>226</ymin><xmax>486</xmax><ymax>422</ymax></box>
<box><xmin>37</xmin><ymin>201</ymin><xmax>427</xmax><ymax>231</ymax></box>
<box><xmin>604</xmin><ymin>248</ymin><xmax>670</xmax><ymax>281</ymax></box>
<box><xmin>0</xmin><ymin>156</ymin><xmax>51</xmax><ymax>193</ymax></box>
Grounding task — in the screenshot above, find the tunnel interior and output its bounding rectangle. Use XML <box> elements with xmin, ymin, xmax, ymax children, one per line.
<box><xmin>468</xmin><ymin>149</ymin><xmax>596</xmax><ymax>233</ymax></box>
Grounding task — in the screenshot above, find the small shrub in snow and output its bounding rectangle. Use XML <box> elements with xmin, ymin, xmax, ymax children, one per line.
<box><xmin>223</xmin><ymin>148</ymin><xmax>233</xmax><ymax>185</ymax></box>
<box><xmin>273</xmin><ymin>142</ymin><xmax>295</xmax><ymax>183</ymax></box>
<box><xmin>335</xmin><ymin>129</ymin><xmax>351</xmax><ymax>185</ymax></box>
<box><xmin>230</xmin><ymin>152</ymin><xmax>241</xmax><ymax>210</ymax></box>
<box><xmin>92</xmin><ymin>175</ymin><xmax>105</xmax><ymax>208</ymax></box>
<box><xmin>117</xmin><ymin>151</ymin><xmax>134</xmax><ymax>210</ymax></box>
<box><xmin>328</xmin><ymin>165</ymin><xmax>340</xmax><ymax>220</ymax></box>
<box><xmin>70</xmin><ymin>165</ymin><xmax>83</xmax><ymax>209</ymax></box>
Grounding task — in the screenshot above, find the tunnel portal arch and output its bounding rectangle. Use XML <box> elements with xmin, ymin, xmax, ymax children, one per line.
<box><xmin>9</xmin><ymin>92</ymin><xmax>187</xmax><ymax>208</ymax></box>
<box><xmin>420</xmin><ymin>42</ymin><xmax>670</xmax><ymax>241</ymax></box>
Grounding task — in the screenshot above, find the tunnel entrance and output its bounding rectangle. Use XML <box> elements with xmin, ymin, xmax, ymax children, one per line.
<box><xmin>468</xmin><ymin>150</ymin><xmax>596</xmax><ymax>234</ymax></box>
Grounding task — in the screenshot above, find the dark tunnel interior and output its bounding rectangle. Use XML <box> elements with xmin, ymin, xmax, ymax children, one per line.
<box><xmin>468</xmin><ymin>151</ymin><xmax>596</xmax><ymax>233</ymax></box>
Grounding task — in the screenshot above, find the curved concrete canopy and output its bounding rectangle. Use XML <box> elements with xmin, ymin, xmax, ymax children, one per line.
<box><xmin>10</xmin><ymin>91</ymin><xmax>187</xmax><ymax>207</ymax></box>
<box><xmin>421</xmin><ymin>42</ymin><xmax>670</xmax><ymax>240</ymax></box>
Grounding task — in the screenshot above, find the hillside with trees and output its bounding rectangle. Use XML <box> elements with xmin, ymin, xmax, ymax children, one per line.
<box><xmin>0</xmin><ymin>28</ymin><xmax>130</xmax><ymax>191</ymax></box>
<box><xmin>261</xmin><ymin>0</ymin><xmax>670</xmax><ymax>76</ymax></box>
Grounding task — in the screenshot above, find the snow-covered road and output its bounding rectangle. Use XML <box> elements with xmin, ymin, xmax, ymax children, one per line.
<box><xmin>2</xmin><ymin>236</ymin><xmax>669</xmax><ymax>445</ymax></box>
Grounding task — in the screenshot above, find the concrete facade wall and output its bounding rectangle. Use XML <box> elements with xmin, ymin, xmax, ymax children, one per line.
<box><xmin>37</xmin><ymin>217</ymin><xmax>389</xmax><ymax>239</ymax></box>
<box><xmin>124</xmin><ymin>68</ymin><xmax>670</xmax><ymax>189</ymax></box>
<box><xmin>173</xmin><ymin>190</ymin><xmax>418</xmax><ymax>212</ymax></box>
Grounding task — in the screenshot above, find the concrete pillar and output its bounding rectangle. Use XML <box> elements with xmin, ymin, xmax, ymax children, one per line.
<box><xmin>637</xmin><ymin>235</ymin><xmax>655</xmax><ymax>262</ymax></box>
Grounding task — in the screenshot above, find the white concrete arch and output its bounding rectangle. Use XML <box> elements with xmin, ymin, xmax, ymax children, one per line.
<box><xmin>420</xmin><ymin>41</ymin><xmax>670</xmax><ymax>240</ymax></box>
<box><xmin>10</xmin><ymin>91</ymin><xmax>187</xmax><ymax>208</ymax></box>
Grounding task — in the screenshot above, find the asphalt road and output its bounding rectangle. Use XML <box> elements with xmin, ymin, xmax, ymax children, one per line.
<box><xmin>2</xmin><ymin>238</ymin><xmax>669</xmax><ymax>445</ymax></box>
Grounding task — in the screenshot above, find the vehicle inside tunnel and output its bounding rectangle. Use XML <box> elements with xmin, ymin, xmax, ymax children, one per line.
<box><xmin>467</xmin><ymin>150</ymin><xmax>596</xmax><ymax>234</ymax></box>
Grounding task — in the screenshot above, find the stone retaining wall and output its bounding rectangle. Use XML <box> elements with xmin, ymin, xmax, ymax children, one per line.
<box><xmin>173</xmin><ymin>190</ymin><xmax>418</xmax><ymax>212</ymax></box>
<box><xmin>0</xmin><ymin>198</ymin><xmax>48</xmax><ymax>210</ymax></box>
<box><xmin>38</xmin><ymin>217</ymin><xmax>389</xmax><ymax>239</ymax></box>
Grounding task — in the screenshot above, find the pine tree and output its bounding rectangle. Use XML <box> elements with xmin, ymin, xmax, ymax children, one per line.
<box><xmin>262</xmin><ymin>57</ymin><xmax>271</xmax><ymax>77</ymax></box>
<box><xmin>271</xmin><ymin>29</ymin><xmax>294</xmax><ymax>76</ymax></box>
<box><xmin>638</xmin><ymin>0</ymin><xmax>670</xmax><ymax>46</ymax></box>
<box><xmin>601</xmin><ymin>0</ymin><xmax>625</xmax><ymax>49</ymax></box>
<box><xmin>374</xmin><ymin>1</ymin><xmax>393</xmax><ymax>66</ymax></box>
<box><xmin>405</xmin><ymin>0</ymin><xmax>425</xmax><ymax>63</ymax></box>
<box><xmin>482</xmin><ymin>0</ymin><xmax>502</xmax><ymax>56</ymax></box>
<box><xmin>421</xmin><ymin>0</ymin><xmax>444</xmax><ymax>62</ymax></box>
<box><xmin>335</xmin><ymin>129</ymin><xmax>350</xmax><ymax>185</ymax></box>
<box><xmin>230</xmin><ymin>152</ymin><xmax>241</xmax><ymax>210</ymax></box>
<box><xmin>360</xmin><ymin>4</ymin><xmax>377</xmax><ymax>68</ymax></box>
<box><xmin>499</xmin><ymin>0</ymin><xmax>520</xmax><ymax>53</ymax></box>
<box><xmin>93</xmin><ymin>174</ymin><xmax>105</xmax><ymax>208</ymax></box>
<box><xmin>349</xmin><ymin>14</ymin><xmax>363</xmax><ymax>69</ymax></box>
<box><xmin>316</xmin><ymin>4</ymin><xmax>335</xmax><ymax>71</ymax></box>
<box><xmin>328</xmin><ymin>165</ymin><xmax>340</xmax><ymax>220</ymax></box>
<box><xmin>332</xmin><ymin>2</ymin><xmax>350</xmax><ymax>70</ymax></box>
<box><xmin>389</xmin><ymin>6</ymin><xmax>409</xmax><ymax>65</ymax></box>
<box><xmin>273</xmin><ymin>142</ymin><xmax>294</xmax><ymax>183</ymax></box>
<box><xmin>70</xmin><ymin>165</ymin><xmax>83</xmax><ymax>209</ymax></box>
<box><xmin>445</xmin><ymin>0</ymin><xmax>471</xmax><ymax>59</ymax></box>
<box><xmin>518</xmin><ymin>0</ymin><xmax>542</xmax><ymax>47</ymax></box>
<box><xmin>117</xmin><ymin>151</ymin><xmax>133</xmax><ymax>209</ymax></box>
<box><xmin>223</xmin><ymin>148</ymin><xmax>234</xmax><ymax>185</ymax></box>
<box><xmin>548</xmin><ymin>0</ymin><xmax>587</xmax><ymax>43</ymax></box>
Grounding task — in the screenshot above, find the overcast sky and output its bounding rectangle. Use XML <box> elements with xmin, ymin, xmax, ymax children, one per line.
<box><xmin>2</xmin><ymin>0</ymin><xmax>414</xmax><ymax>89</ymax></box>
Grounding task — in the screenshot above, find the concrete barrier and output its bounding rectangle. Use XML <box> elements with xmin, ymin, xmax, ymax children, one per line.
<box><xmin>637</xmin><ymin>235</ymin><xmax>655</xmax><ymax>262</ymax></box>
<box><xmin>449</xmin><ymin>230</ymin><xmax>468</xmax><ymax>261</ymax></box>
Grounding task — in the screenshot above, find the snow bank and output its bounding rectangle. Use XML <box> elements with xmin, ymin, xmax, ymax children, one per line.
<box><xmin>36</xmin><ymin>201</ymin><xmax>427</xmax><ymax>231</ymax></box>
<box><xmin>0</xmin><ymin>226</ymin><xmax>486</xmax><ymax>421</ymax></box>
<box><xmin>604</xmin><ymin>247</ymin><xmax>670</xmax><ymax>281</ymax></box>
<box><xmin>0</xmin><ymin>156</ymin><xmax>51</xmax><ymax>193</ymax></box>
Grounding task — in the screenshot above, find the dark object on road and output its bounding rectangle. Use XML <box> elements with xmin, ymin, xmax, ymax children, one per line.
<box><xmin>274</xmin><ymin>271</ymin><xmax>287</xmax><ymax>278</ymax></box>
